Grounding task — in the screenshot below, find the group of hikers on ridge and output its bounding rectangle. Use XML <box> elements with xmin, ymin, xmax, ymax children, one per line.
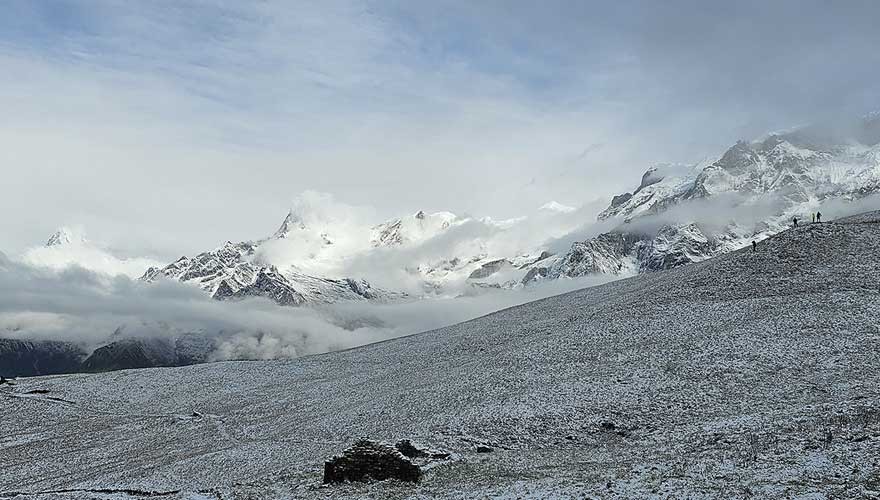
<box><xmin>791</xmin><ymin>211</ymin><xmax>822</xmax><ymax>229</ymax></box>
<box><xmin>751</xmin><ymin>211</ymin><xmax>824</xmax><ymax>252</ymax></box>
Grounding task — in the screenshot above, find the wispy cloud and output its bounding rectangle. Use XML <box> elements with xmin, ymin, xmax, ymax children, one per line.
<box><xmin>1</xmin><ymin>0</ymin><xmax>878</xmax><ymax>257</ymax></box>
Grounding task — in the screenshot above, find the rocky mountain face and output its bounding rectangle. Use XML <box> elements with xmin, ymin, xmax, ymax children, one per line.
<box><xmin>141</xmin><ymin>220</ymin><xmax>401</xmax><ymax>306</ymax></box>
<box><xmin>523</xmin><ymin>114</ymin><xmax>880</xmax><ymax>283</ymax></box>
<box><xmin>80</xmin><ymin>336</ymin><xmax>216</xmax><ymax>373</ymax></box>
<box><xmin>140</xmin><ymin>207</ymin><xmax>539</xmax><ymax>301</ymax></box>
<box><xmin>45</xmin><ymin>227</ymin><xmax>86</xmax><ymax>247</ymax></box>
<box><xmin>0</xmin><ymin>339</ymin><xmax>87</xmax><ymax>377</ymax></box>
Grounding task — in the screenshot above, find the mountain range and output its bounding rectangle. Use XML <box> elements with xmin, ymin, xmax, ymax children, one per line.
<box><xmin>133</xmin><ymin>113</ymin><xmax>880</xmax><ymax>301</ymax></box>
<box><xmin>5</xmin><ymin>113</ymin><xmax>880</xmax><ymax>376</ymax></box>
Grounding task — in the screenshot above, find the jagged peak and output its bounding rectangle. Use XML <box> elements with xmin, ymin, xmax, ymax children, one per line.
<box><xmin>273</xmin><ymin>210</ymin><xmax>306</xmax><ymax>239</ymax></box>
<box><xmin>46</xmin><ymin>227</ymin><xmax>87</xmax><ymax>247</ymax></box>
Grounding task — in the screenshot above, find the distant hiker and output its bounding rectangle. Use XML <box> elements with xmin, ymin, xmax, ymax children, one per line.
<box><xmin>752</xmin><ymin>240</ymin><xmax>757</xmax><ymax>252</ymax></box>
<box><xmin>816</xmin><ymin>211</ymin><xmax>822</xmax><ymax>223</ymax></box>
<box><xmin>812</xmin><ymin>213</ymin><xmax>816</xmax><ymax>223</ymax></box>
<box><xmin>793</xmin><ymin>216</ymin><xmax>799</xmax><ymax>228</ymax></box>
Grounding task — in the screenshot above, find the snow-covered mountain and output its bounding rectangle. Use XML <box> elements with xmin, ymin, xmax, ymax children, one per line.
<box><xmin>141</xmin><ymin>201</ymin><xmax>582</xmax><ymax>304</ymax></box>
<box><xmin>22</xmin><ymin>114</ymin><xmax>880</xmax><ymax>302</ymax></box>
<box><xmin>141</xmin><ymin>237</ymin><xmax>400</xmax><ymax>307</ymax></box>
<box><xmin>523</xmin><ymin>113</ymin><xmax>880</xmax><ymax>283</ymax></box>
<box><xmin>44</xmin><ymin>226</ymin><xmax>86</xmax><ymax>247</ymax></box>
<box><xmin>370</xmin><ymin>210</ymin><xmax>459</xmax><ymax>247</ymax></box>
<box><xmin>142</xmin><ymin>113</ymin><xmax>880</xmax><ymax>298</ymax></box>
<box><xmin>21</xmin><ymin>227</ymin><xmax>162</xmax><ymax>278</ymax></box>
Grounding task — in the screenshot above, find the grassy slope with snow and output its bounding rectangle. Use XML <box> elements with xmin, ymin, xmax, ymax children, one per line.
<box><xmin>3</xmin><ymin>212</ymin><xmax>880</xmax><ymax>499</ymax></box>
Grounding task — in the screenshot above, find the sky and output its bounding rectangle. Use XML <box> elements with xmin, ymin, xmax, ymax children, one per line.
<box><xmin>1</xmin><ymin>0</ymin><xmax>880</xmax><ymax>258</ymax></box>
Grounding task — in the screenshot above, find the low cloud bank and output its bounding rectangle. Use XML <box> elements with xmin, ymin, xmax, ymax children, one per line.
<box><xmin>0</xmin><ymin>257</ymin><xmax>616</xmax><ymax>361</ymax></box>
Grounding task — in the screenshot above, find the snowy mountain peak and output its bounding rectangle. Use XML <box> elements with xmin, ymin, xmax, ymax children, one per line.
<box><xmin>25</xmin><ymin>228</ymin><xmax>160</xmax><ymax>278</ymax></box>
<box><xmin>273</xmin><ymin>211</ymin><xmax>306</xmax><ymax>239</ymax></box>
<box><xmin>598</xmin><ymin>164</ymin><xmax>698</xmax><ymax>221</ymax></box>
<box><xmin>46</xmin><ymin>227</ymin><xmax>86</xmax><ymax>247</ymax></box>
<box><xmin>370</xmin><ymin>211</ymin><xmax>458</xmax><ymax>247</ymax></box>
<box><xmin>535</xmin><ymin>116</ymin><xmax>880</xmax><ymax>286</ymax></box>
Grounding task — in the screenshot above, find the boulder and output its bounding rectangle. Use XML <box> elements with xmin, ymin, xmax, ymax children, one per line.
<box><xmin>323</xmin><ymin>439</ymin><xmax>421</xmax><ymax>484</ymax></box>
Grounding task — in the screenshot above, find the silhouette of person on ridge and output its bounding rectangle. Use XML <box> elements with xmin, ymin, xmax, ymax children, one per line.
<box><xmin>752</xmin><ymin>240</ymin><xmax>757</xmax><ymax>252</ymax></box>
<box><xmin>812</xmin><ymin>213</ymin><xmax>816</xmax><ymax>223</ymax></box>
<box><xmin>793</xmin><ymin>216</ymin><xmax>799</xmax><ymax>228</ymax></box>
<box><xmin>816</xmin><ymin>211</ymin><xmax>822</xmax><ymax>223</ymax></box>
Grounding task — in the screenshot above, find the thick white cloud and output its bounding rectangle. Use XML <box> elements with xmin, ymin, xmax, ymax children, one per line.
<box><xmin>0</xmin><ymin>255</ymin><xmax>615</xmax><ymax>360</ymax></box>
<box><xmin>21</xmin><ymin>227</ymin><xmax>163</xmax><ymax>279</ymax></box>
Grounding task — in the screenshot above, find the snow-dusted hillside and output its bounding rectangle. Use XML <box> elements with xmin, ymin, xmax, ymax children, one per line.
<box><xmin>4</xmin><ymin>213</ymin><xmax>880</xmax><ymax>498</ymax></box>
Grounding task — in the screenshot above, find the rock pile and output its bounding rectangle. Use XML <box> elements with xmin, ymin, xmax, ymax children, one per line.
<box><xmin>323</xmin><ymin>439</ymin><xmax>422</xmax><ymax>484</ymax></box>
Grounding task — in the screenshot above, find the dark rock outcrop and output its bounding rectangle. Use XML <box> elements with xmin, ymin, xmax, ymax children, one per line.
<box><xmin>609</xmin><ymin>192</ymin><xmax>633</xmax><ymax>208</ymax></box>
<box><xmin>82</xmin><ymin>338</ymin><xmax>178</xmax><ymax>372</ymax></box>
<box><xmin>217</xmin><ymin>267</ymin><xmax>307</xmax><ymax>306</ymax></box>
<box><xmin>82</xmin><ymin>336</ymin><xmax>218</xmax><ymax>373</ymax></box>
<box><xmin>394</xmin><ymin>439</ymin><xmax>429</xmax><ymax>459</ymax></box>
<box><xmin>636</xmin><ymin>223</ymin><xmax>716</xmax><ymax>272</ymax></box>
<box><xmin>324</xmin><ymin>439</ymin><xmax>422</xmax><ymax>484</ymax></box>
<box><xmin>467</xmin><ymin>259</ymin><xmax>511</xmax><ymax>280</ymax></box>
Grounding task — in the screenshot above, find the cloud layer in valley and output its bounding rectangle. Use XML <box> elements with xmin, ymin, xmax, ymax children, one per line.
<box><xmin>0</xmin><ymin>256</ymin><xmax>615</xmax><ymax>360</ymax></box>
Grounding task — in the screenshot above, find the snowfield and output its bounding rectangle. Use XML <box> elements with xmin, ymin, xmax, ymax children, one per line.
<box><xmin>3</xmin><ymin>213</ymin><xmax>880</xmax><ymax>498</ymax></box>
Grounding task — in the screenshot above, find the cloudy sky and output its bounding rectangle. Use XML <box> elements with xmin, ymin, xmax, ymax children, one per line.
<box><xmin>2</xmin><ymin>0</ymin><xmax>879</xmax><ymax>258</ymax></box>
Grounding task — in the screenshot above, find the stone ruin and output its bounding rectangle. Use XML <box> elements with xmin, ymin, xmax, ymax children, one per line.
<box><xmin>323</xmin><ymin>438</ymin><xmax>451</xmax><ymax>484</ymax></box>
<box><xmin>323</xmin><ymin>439</ymin><xmax>422</xmax><ymax>484</ymax></box>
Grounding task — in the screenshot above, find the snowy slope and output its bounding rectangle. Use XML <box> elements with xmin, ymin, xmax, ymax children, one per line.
<box><xmin>4</xmin><ymin>213</ymin><xmax>880</xmax><ymax>498</ymax></box>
